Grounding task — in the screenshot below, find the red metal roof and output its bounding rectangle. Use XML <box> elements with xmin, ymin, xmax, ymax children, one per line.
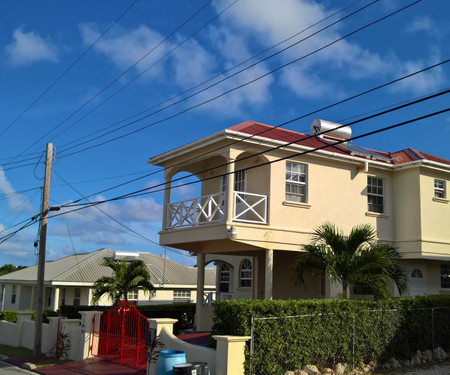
<box><xmin>228</xmin><ymin>121</ymin><xmax>450</xmax><ymax>166</ymax></box>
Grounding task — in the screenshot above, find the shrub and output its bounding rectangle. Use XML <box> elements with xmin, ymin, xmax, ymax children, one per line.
<box><xmin>211</xmin><ymin>296</ymin><xmax>450</xmax><ymax>375</ymax></box>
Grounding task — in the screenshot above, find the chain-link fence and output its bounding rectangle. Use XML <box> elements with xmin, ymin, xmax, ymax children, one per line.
<box><xmin>248</xmin><ymin>307</ymin><xmax>450</xmax><ymax>375</ymax></box>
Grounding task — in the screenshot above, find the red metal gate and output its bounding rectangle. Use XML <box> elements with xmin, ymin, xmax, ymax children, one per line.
<box><xmin>92</xmin><ymin>301</ymin><xmax>149</xmax><ymax>369</ymax></box>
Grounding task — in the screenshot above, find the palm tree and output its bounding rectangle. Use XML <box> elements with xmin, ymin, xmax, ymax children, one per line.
<box><xmin>294</xmin><ymin>223</ymin><xmax>407</xmax><ymax>299</ymax></box>
<box><xmin>91</xmin><ymin>257</ymin><xmax>155</xmax><ymax>305</ymax></box>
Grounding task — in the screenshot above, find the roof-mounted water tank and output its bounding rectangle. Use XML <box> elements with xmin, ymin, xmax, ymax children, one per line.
<box><xmin>310</xmin><ymin>119</ymin><xmax>351</xmax><ymax>141</ymax></box>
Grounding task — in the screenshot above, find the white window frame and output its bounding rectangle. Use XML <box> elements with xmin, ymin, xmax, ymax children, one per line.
<box><xmin>285</xmin><ymin>162</ymin><xmax>307</xmax><ymax>203</ymax></box>
<box><xmin>239</xmin><ymin>259</ymin><xmax>252</xmax><ymax>288</ymax></box>
<box><xmin>127</xmin><ymin>289</ymin><xmax>138</xmax><ymax>301</ymax></box>
<box><xmin>219</xmin><ymin>263</ymin><xmax>230</xmax><ymax>293</ymax></box>
<box><xmin>74</xmin><ymin>288</ymin><xmax>81</xmax><ymax>307</ymax></box>
<box><xmin>434</xmin><ymin>179</ymin><xmax>446</xmax><ymax>199</ymax></box>
<box><xmin>367</xmin><ymin>176</ymin><xmax>384</xmax><ymax>213</ymax></box>
<box><xmin>173</xmin><ymin>290</ymin><xmax>191</xmax><ymax>303</ymax></box>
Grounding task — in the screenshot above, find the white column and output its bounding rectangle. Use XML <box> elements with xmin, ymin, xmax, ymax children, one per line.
<box><xmin>79</xmin><ymin>311</ymin><xmax>103</xmax><ymax>359</ymax></box>
<box><xmin>195</xmin><ymin>253</ymin><xmax>205</xmax><ymax>330</ymax></box>
<box><xmin>162</xmin><ymin>176</ymin><xmax>171</xmax><ymax>230</ymax></box>
<box><xmin>264</xmin><ymin>249</ymin><xmax>273</xmax><ymax>300</ymax></box>
<box><xmin>252</xmin><ymin>256</ymin><xmax>258</xmax><ymax>299</ymax></box>
<box><xmin>226</xmin><ymin>158</ymin><xmax>235</xmax><ymax>223</ymax></box>
<box><xmin>53</xmin><ymin>287</ymin><xmax>60</xmax><ymax>311</ymax></box>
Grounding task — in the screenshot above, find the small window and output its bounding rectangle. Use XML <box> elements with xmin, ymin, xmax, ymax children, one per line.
<box><xmin>219</xmin><ymin>264</ymin><xmax>230</xmax><ymax>293</ymax></box>
<box><xmin>173</xmin><ymin>290</ymin><xmax>191</xmax><ymax>303</ymax></box>
<box><xmin>74</xmin><ymin>288</ymin><xmax>81</xmax><ymax>307</ymax></box>
<box><xmin>434</xmin><ymin>179</ymin><xmax>446</xmax><ymax>199</ymax></box>
<box><xmin>286</xmin><ymin>162</ymin><xmax>307</xmax><ymax>203</ymax></box>
<box><xmin>11</xmin><ymin>285</ymin><xmax>16</xmax><ymax>304</ymax></box>
<box><xmin>367</xmin><ymin>176</ymin><xmax>384</xmax><ymax>213</ymax></box>
<box><xmin>61</xmin><ymin>288</ymin><xmax>66</xmax><ymax>306</ymax></box>
<box><xmin>441</xmin><ymin>264</ymin><xmax>450</xmax><ymax>289</ymax></box>
<box><xmin>411</xmin><ymin>268</ymin><xmax>423</xmax><ymax>278</ymax></box>
<box><xmin>127</xmin><ymin>289</ymin><xmax>138</xmax><ymax>301</ymax></box>
<box><xmin>239</xmin><ymin>259</ymin><xmax>252</xmax><ymax>288</ymax></box>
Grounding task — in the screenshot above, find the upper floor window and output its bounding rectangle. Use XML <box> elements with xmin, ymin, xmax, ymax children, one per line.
<box><xmin>441</xmin><ymin>264</ymin><xmax>450</xmax><ymax>289</ymax></box>
<box><xmin>173</xmin><ymin>290</ymin><xmax>191</xmax><ymax>303</ymax></box>
<box><xmin>434</xmin><ymin>179</ymin><xmax>446</xmax><ymax>199</ymax></box>
<box><xmin>234</xmin><ymin>170</ymin><xmax>247</xmax><ymax>192</ymax></box>
<box><xmin>286</xmin><ymin>162</ymin><xmax>307</xmax><ymax>203</ymax></box>
<box><xmin>367</xmin><ymin>176</ymin><xmax>384</xmax><ymax>213</ymax></box>
<box><xmin>239</xmin><ymin>259</ymin><xmax>252</xmax><ymax>288</ymax></box>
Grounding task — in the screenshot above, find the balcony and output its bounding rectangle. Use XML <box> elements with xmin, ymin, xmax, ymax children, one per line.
<box><xmin>165</xmin><ymin>191</ymin><xmax>267</xmax><ymax>229</ymax></box>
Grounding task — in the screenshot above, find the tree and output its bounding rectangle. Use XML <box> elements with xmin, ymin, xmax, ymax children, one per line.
<box><xmin>294</xmin><ymin>223</ymin><xmax>407</xmax><ymax>299</ymax></box>
<box><xmin>0</xmin><ymin>264</ymin><xmax>26</xmax><ymax>276</ymax></box>
<box><xmin>92</xmin><ymin>258</ymin><xmax>155</xmax><ymax>305</ymax></box>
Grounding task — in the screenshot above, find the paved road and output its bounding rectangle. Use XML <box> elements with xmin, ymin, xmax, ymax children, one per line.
<box><xmin>0</xmin><ymin>361</ymin><xmax>35</xmax><ymax>375</ymax></box>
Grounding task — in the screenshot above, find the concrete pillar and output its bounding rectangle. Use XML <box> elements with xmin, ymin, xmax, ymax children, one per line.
<box><xmin>264</xmin><ymin>249</ymin><xmax>273</xmax><ymax>300</ymax></box>
<box><xmin>213</xmin><ymin>335</ymin><xmax>251</xmax><ymax>375</ymax></box>
<box><xmin>17</xmin><ymin>311</ymin><xmax>34</xmax><ymax>347</ymax></box>
<box><xmin>162</xmin><ymin>176</ymin><xmax>172</xmax><ymax>229</ymax></box>
<box><xmin>226</xmin><ymin>158</ymin><xmax>235</xmax><ymax>223</ymax></box>
<box><xmin>195</xmin><ymin>253</ymin><xmax>205</xmax><ymax>331</ymax></box>
<box><xmin>78</xmin><ymin>311</ymin><xmax>103</xmax><ymax>359</ymax></box>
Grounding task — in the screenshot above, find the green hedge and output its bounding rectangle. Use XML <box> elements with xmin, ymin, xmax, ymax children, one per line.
<box><xmin>59</xmin><ymin>303</ymin><xmax>195</xmax><ymax>334</ymax></box>
<box><xmin>0</xmin><ymin>309</ymin><xmax>59</xmax><ymax>324</ymax></box>
<box><xmin>211</xmin><ymin>296</ymin><xmax>450</xmax><ymax>374</ymax></box>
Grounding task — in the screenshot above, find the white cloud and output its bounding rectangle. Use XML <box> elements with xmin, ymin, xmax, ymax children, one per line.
<box><xmin>5</xmin><ymin>27</ymin><xmax>59</xmax><ymax>66</ymax></box>
<box><xmin>0</xmin><ymin>167</ymin><xmax>33</xmax><ymax>213</ymax></box>
<box><xmin>79</xmin><ymin>23</ymin><xmax>170</xmax><ymax>79</ymax></box>
<box><xmin>405</xmin><ymin>16</ymin><xmax>437</xmax><ymax>37</ymax></box>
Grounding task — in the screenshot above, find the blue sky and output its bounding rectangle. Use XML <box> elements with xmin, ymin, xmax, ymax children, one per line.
<box><xmin>0</xmin><ymin>0</ymin><xmax>449</xmax><ymax>268</ymax></box>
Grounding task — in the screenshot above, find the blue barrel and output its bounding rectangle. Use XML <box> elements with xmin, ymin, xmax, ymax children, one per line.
<box><xmin>156</xmin><ymin>350</ymin><xmax>186</xmax><ymax>375</ymax></box>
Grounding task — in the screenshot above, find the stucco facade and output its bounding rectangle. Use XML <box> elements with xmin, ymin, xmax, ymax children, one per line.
<box><xmin>149</xmin><ymin>120</ymin><xmax>450</xmax><ymax>325</ymax></box>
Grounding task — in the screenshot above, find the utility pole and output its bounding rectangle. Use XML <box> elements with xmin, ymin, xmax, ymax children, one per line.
<box><xmin>33</xmin><ymin>143</ymin><xmax>53</xmax><ymax>357</ymax></box>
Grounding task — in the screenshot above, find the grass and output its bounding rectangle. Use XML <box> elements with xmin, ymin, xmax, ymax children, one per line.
<box><xmin>0</xmin><ymin>344</ymin><xmax>72</xmax><ymax>367</ymax></box>
<box><xmin>0</xmin><ymin>345</ymin><xmax>33</xmax><ymax>359</ymax></box>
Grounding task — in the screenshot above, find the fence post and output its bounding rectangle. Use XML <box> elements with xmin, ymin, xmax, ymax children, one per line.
<box><xmin>213</xmin><ymin>335</ymin><xmax>251</xmax><ymax>375</ymax></box>
<box><xmin>78</xmin><ymin>311</ymin><xmax>103</xmax><ymax>360</ymax></box>
<box><xmin>352</xmin><ymin>315</ymin><xmax>356</xmax><ymax>368</ymax></box>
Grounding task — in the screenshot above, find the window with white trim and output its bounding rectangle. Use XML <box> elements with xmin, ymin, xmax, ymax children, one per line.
<box><xmin>367</xmin><ymin>176</ymin><xmax>384</xmax><ymax>213</ymax></box>
<box><xmin>441</xmin><ymin>264</ymin><xmax>450</xmax><ymax>289</ymax></box>
<box><xmin>74</xmin><ymin>288</ymin><xmax>81</xmax><ymax>307</ymax></box>
<box><xmin>127</xmin><ymin>289</ymin><xmax>138</xmax><ymax>301</ymax></box>
<box><xmin>219</xmin><ymin>263</ymin><xmax>230</xmax><ymax>293</ymax></box>
<box><xmin>286</xmin><ymin>162</ymin><xmax>307</xmax><ymax>203</ymax></box>
<box><xmin>434</xmin><ymin>179</ymin><xmax>446</xmax><ymax>199</ymax></box>
<box><xmin>173</xmin><ymin>290</ymin><xmax>191</xmax><ymax>303</ymax></box>
<box><xmin>11</xmin><ymin>285</ymin><xmax>16</xmax><ymax>304</ymax></box>
<box><xmin>239</xmin><ymin>259</ymin><xmax>252</xmax><ymax>288</ymax></box>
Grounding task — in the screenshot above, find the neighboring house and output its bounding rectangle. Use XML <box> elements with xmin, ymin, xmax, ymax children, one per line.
<box><xmin>149</xmin><ymin>119</ymin><xmax>450</xmax><ymax>328</ymax></box>
<box><xmin>0</xmin><ymin>248</ymin><xmax>215</xmax><ymax>311</ymax></box>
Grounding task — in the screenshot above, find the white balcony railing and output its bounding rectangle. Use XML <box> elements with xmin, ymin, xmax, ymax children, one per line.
<box><xmin>166</xmin><ymin>192</ymin><xmax>225</xmax><ymax>229</ymax></box>
<box><xmin>234</xmin><ymin>191</ymin><xmax>267</xmax><ymax>224</ymax></box>
<box><xmin>165</xmin><ymin>191</ymin><xmax>267</xmax><ymax>229</ymax></box>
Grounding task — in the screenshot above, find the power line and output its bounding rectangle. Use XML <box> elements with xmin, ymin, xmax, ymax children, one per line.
<box><xmin>54</xmin><ymin>0</ymin><xmax>422</xmax><ymax>160</ymax></box>
<box><xmin>49</xmin><ymin>61</ymin><xmax>450</xmax><ymax>204</ymax></box>
<box><xmin>51</xmin><ymin>0</ymin><xmax>368</xmax><ymax>154</ymax></box>
<box><xmin>13</xmin><ymin>0</ymin><xmax>218</xmax><ymax>162</ymax></box>
<box><xmin>55</xmin><ymin>0</ymin><xmax>381</xmax><ymax>157</ymax></box>
<box><xmin>0</xmin><ymin>0</ymin><xmax>139</xmax><ymax>139</ymax></box>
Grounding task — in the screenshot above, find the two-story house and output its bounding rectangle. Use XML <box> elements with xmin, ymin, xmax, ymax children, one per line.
<box><xmin>149</xmin><ymin>120</ymin><xmax>450</xmax><ymax>330</ymax></box>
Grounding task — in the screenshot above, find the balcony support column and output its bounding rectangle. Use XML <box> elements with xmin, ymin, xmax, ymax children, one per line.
<box><xmin>264</xmin><ymin>249</ymin><xmax>273</xmax><ymax>300</ymax></box>
<box><xmin>162</xmin><ymin>177</ymin><xmax>171</xmax><ymax>229</ymax></box>
<box><xmin>195</xmin><ymin>253</ymin><xmax>206</xmax><ymax>331</ymax></box>
<box><xmin>226</xmin><ymin>158</ymin><xmax>235</xmax><ymax>223</ymax></box>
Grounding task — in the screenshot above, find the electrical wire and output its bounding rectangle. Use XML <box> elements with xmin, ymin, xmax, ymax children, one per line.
<box><xmin>13</xmin><ymin>0</ymin><xmax>218</xmax><ymax>162</ymax></box>
<box><xmin>54</xmin><ymin>0</ymin><xmax>422</xmax><ymax>160</ymax></box>
<box><xmin>0</xmin><ymin>0</ymin><xmax>139</xmax><ymax>139</ymax></box>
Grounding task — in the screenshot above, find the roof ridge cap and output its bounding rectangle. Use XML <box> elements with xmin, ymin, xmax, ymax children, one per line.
<box><xmin>52</xmin><ymin>248</ymin><xmax>110</xmax><ymax>281</ymax></box>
